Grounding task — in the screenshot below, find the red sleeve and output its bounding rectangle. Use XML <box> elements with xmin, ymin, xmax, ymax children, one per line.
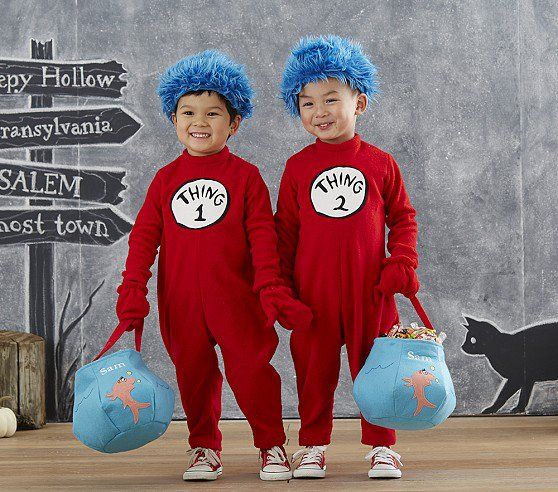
<box><xmin>120</xmin><ymin>170</ymin><xmax>163</xmax><ymax>291</ymax></box>
<box><xmin>274</xmin><ymin>160</ymin><xmax>300</xmax><ymax>290</ymax></box>
<box><xmin>244</xmin><ymin>166</ymin><xmax>283</xmax><ymax>293</ymax></box>
<box><xmin>382</xmin><ymin>154</ymin><xmax>419</xmax><ymax>269</ymax></box>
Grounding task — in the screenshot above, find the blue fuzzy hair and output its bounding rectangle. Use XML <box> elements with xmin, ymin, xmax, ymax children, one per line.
<box><xmin>156</xmin><ymin>50</ymin><xmax>254</xmax><ymax>121</ymax></box>
<box><xmin>280</xmin><ymin>35</ymin><xmax>380</xmax><ymax>117</ymax></box>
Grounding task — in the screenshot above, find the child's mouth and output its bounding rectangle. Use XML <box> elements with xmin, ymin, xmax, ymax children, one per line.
<box><xmin>190</xmin><ymin>132</ymin><xmax>211</xmax><ymax>139</ymax></box>
<box><xmin>316</xmin><ymin>122</ymin><xmax>334</xmax><ymax>131</ymax></box>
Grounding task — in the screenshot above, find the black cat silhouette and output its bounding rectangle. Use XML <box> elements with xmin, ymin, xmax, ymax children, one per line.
<box><xmin>461</xmin><ymin>315</ymin><xmax>558</xmax><ymax>414</ymax></box>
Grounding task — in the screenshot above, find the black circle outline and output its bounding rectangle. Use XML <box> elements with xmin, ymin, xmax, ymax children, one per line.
<box><xmin>309</xmin><ymin>165</ymin><xmax>368</xmax><ymax>219</ymax></box>
<box><xmin>169</xmin><ymin>177</ymin><xmax>231</xmax><ymax>230</ymax></box>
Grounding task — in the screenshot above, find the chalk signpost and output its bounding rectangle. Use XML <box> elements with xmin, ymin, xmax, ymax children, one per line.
<box><xmin>0</xmin><ymin>39</ymin><xmax>141</xmax><ymax>419</ymax></box>
<box><xmin>0</xmin><ymin>207</ymin><xmax>134</xmax><ymax>245</ymax></box>
<box><xmin>0</xmin><ymin>106</ymin><xmax>141</xmax><ymax>149</ymax></box>
<box><xmin>0</xmin><ymin>158</ymin><xmax>126</xmax><ymax>204</ymax></box>
<box><xmin>0</xmin><ymin>59</ymin><xmax>126</xmax><ymax>97</ymax></box>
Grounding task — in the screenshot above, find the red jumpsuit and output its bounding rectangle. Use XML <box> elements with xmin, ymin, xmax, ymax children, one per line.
<box><xmin>120</xmin><ymin>145</ymin><xmax>286</xmax><ymax>451</ymax></box>
<box><xmin>275</xmin><ymin>134</ymin><xmax>419</xmax><ymax>447</ymax></box>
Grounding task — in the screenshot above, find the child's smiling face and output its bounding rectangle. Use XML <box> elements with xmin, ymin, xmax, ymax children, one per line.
<box><xmin>298</xmin><ymin>78</ymin><xmax>367</xmax><ymax>145</ymax></box>
<box><xmin>172</xmin><ymin>91</ymin><xmax>241</xmax><ymax>156</ymax></box>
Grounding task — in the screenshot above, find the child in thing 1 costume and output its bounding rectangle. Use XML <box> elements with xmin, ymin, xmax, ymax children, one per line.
<box><xmin>275</xmin><ymin>36</ymin><xmax>420</xmax><ymax>479</ymax></box>
<box><xmin>115</xmin><ymin>50</ymin><xmax>312</xmax><ymax>482</ymax></box>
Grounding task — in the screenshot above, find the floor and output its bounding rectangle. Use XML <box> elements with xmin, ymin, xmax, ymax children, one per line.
<box><xmin>2</xmin><ymin>416</ymin><xmax>558</xmax><ymax>490</ymax></box>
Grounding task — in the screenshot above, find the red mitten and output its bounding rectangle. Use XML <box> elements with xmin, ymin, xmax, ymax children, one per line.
<box><xmin>259</xmin><ymin>285</ymin><xmax>313</xmax><ymax>331</ymax></box>
<box><xmin>373</xmin><ymin>260</ymin><xmax>419</xmax><ymax>304</ymax></box>
<box><xmin>116</xmin><ymin>282</ymin><xmax>150</xmax><ymax>332</ymax></box>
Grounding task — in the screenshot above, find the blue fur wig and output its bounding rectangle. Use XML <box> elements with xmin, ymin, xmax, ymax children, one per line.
<box><xmin>280</xmin><ymin>35</ymin><xmax>379</xmax><ymax>117</ymax></box>
<box><xmin>157</xmin><ymin>50</ymin><xmax>254</xmax><ymax>121</ymax></box>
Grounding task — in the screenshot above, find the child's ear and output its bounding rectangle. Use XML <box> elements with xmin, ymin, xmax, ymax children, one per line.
<box><xmin>355</xmin><ymin>93</ymin><xmax>368</xmax><ymax>116</ymax></box>
<box><xmin>229</xmin><ymin>114</ymin><xmax>242</xmax><ymax>136</ymax></box>
<box><xmin>171</xmin><ymin>112</ymin><xmax>177</xmax><ymax>126</ymax></box>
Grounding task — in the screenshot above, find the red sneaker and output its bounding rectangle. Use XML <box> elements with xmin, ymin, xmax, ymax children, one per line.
<box><xmin>259</xmin><ymin>445</ymin><xmax>292</xmax><ymax>481</ymax></box>
<box><xmin>366</xmin><ymin>446</ymin><xmax>402</xmax><ymax>479</ymax></box>
<box><xmin>183</xmin><ymin>447</ymin><xmax>222</xmax><ymax>481</ymax></box>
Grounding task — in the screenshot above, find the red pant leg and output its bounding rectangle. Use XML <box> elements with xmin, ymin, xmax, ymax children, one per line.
<box><xmin>290</xmin><ymin>326</ymin><xmax>342</xmax><ymax>446</ymax></box>
<box><xmin>206</xmin><ymin>285</ymin><xmax>286</xmax><ymax>449</ymax></box>
<box><xmin>342</xmin><ymin>275</ymin><xmax>398</xmax><ymax>447</ymax></box>
<box><xmin>166</xmin><ymin>298</ymin><xmax>224</xmax><ymax>451</ymax></box>
<box><xmin>291</xmin><ymin>271</ymin><xmax>343</xmax><ymax>446</ymax></box>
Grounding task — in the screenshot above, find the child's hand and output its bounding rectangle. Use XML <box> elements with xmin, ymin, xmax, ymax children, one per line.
<box><xmin>116</xmin><ymin>282</ymin><xmax>150</xmax><ymax>331</ymax></box>
<box><xmin>259</xmin><ymin>285</ymin><xmax>313</xmax><ymax>330</ymax></box>
<box><xmin>373</xmin><ymin>261</ymin><xmax>419</xmax><ymax>304</ymax></box>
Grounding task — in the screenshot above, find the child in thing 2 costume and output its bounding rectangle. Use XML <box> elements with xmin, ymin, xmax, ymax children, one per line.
<box><xmin>276</xmin><ymin>36</ymin><xmax>420</xmax><ymax>479</ymax></box>
<box><xmin>116</xmin><ymin>51</ymin><xmax>312</xmax><ymax>482</ymax></box>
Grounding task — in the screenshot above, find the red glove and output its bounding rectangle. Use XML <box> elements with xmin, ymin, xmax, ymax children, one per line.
<box><xmin>259</xmin><ymin>285</ymin><xmax>313</xmax><ymax>331</ymax></box>
<box><xmin>115</xmin><ymin>282</ymin><xmax>150</xmax><ymax>332</ymax></box>
<box><xmin>373</xmin><ymin>259</ymin><xmax>419</xmax><ymax>304</ymax></box>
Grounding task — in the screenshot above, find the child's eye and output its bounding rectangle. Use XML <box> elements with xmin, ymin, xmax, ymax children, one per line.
<box><xmin>326</xmin><ymin>98</ymin><xmax>337</xmax><ymax>103</ymax></box>
<box><xmin>301</xmin><ymin>102</ymin><xmax>313</xmax><ymax>107</ymax></box>
<box><xmin>182</xmin><ymin>111</ymin><xmax>194</xmax><ymax>116</ymax></box>
<box><xmin>207</xmin><ymin>112</ymin><xmax>220</xmax><ymax>116</ymax></box>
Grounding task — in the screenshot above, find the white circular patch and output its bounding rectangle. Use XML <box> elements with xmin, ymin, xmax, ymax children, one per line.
<box><xmin>310</xmin><ymin>166</ymin><xmax>367</xmax><ymax>218</ymax></box>
<box><xmin>171</xmin><ymin>178</ymin><xmax>229</xmax><ymax>229</ymax></box>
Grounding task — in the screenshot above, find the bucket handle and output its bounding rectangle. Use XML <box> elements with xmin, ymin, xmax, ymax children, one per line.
<box><xmin>377</xmin><ymin>291</ymin><xmax>435</xmax><ymax>333</ymax></box>
<box><xmin>408</xmin><ymin>295</ymin><xmax>434</xmax><ymax>331</ymax></box>
<box><xmin>93</xmin><ymin>320</ymin><xmax>143</xmax><ymax>361</ymax></box>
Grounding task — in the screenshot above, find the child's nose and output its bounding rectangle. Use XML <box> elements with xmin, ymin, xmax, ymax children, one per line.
<box><xmin>314</xmin><ymin>103</ymin><xmax>328</xmax><ymax>118</ymax></box>
<box><xmin>192</xmin><ymin>115</ymin><xmax>209</xmax><ymax>126</ymax></box>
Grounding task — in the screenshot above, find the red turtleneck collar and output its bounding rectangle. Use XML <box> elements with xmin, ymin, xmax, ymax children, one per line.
<box><xmin>314</xmin><ymin>133</ymin><xmax>361</xmax><ymax>157</ymax></box>
<box><xmin>180</xmin><ymin>145</ymin><xmax>231</xmax><ymax>166</ymax></box>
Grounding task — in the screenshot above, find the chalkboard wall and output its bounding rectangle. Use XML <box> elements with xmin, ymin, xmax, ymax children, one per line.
<box><xmin>0</xmin><ymin>0</ymin><xmax>556</xmax><ymax>421</ymax></box>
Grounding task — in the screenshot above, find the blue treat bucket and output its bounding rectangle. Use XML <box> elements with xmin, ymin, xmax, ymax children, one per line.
<box><xmin>73</xmin><ymin>322</ymin><xmax>175</xmax><ymax>453</ymax></box>
<box><xmin>353</xmin><ymin>295</ymin><xmax>456</xmax><ymax>430</ymax></box>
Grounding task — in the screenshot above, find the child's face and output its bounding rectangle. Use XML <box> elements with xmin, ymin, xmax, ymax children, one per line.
<box><xmin>298</xmin><ymin>78</ymin><xmax>367</xmax><ymax>145</ymax></box>
<box><xmin>171</xmin><ymin>91</ymin><xmax>241</xmax><ymax>156</ymax></box>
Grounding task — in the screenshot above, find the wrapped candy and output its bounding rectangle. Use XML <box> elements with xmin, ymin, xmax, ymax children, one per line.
<box><xmin>386</xmin><ymin>321</ymin><xmax>446</xmax><ymax>344</ymax></box>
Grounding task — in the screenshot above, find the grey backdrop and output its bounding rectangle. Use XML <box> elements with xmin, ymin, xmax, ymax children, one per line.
<box><xmin>1</xmin><ymin>0</ymin><xmax>557</xmax><ymax>420</ymax></box>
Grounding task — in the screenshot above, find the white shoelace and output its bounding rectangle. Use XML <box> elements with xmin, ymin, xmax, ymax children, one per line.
<box><xmin>261</xmin><ymin>446</ymin><xmax>288</xmax><ymax>467</ymax></box>
<box><xmin>187</xmin><ymin>447</ymin><xmax>220</xmax><ymax>468</ymax></box>
<box><xmin>365</xmin><ymin>446</ymin><xmax>403</xmax><ymax>467</ymax></box>
<box><xmin>292</xmin><ymin>445</ymin><xmax>327</xmax><ymax>466</ymax></box>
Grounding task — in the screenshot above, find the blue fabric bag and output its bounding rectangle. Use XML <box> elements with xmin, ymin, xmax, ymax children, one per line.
<box><xmin>353</xmin><ymin>295</ymin><xmax>456</xmax><ymax>430</ymax></box>
<box><xmin>73</xmin><ymin>321</ymin><xmax>175</xmax><ymax>453</ymax></box>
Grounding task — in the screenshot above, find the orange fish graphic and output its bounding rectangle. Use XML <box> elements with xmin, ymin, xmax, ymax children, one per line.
<box><xmin>403</xmin><ymin>369</ymin><xmax>437</xmax><ymax>416</ymax></box>
<box><xmin>106</xmin><ymin>376</ymin><xmax>151</xmax><ymax>424</ymax></box>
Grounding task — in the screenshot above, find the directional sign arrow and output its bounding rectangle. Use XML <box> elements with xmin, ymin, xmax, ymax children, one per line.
<box><xmin>0</xmin><ymin>158</ymin><xmax>127</xmax><ymax>204</ymax></box>
<box><xmin>0</xmin><ymin>206</ymin><xmax>133</xmax><ymax>245</ymax></box>
<box><xmin>0</xmin><ymin>106</ymin><xmax>142</xmax><ymax>149</ymax></box>
<box><xmin>0</xmin><ymin>58</ymin><xmax>127</xmax><ymax>98</ymax></box>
